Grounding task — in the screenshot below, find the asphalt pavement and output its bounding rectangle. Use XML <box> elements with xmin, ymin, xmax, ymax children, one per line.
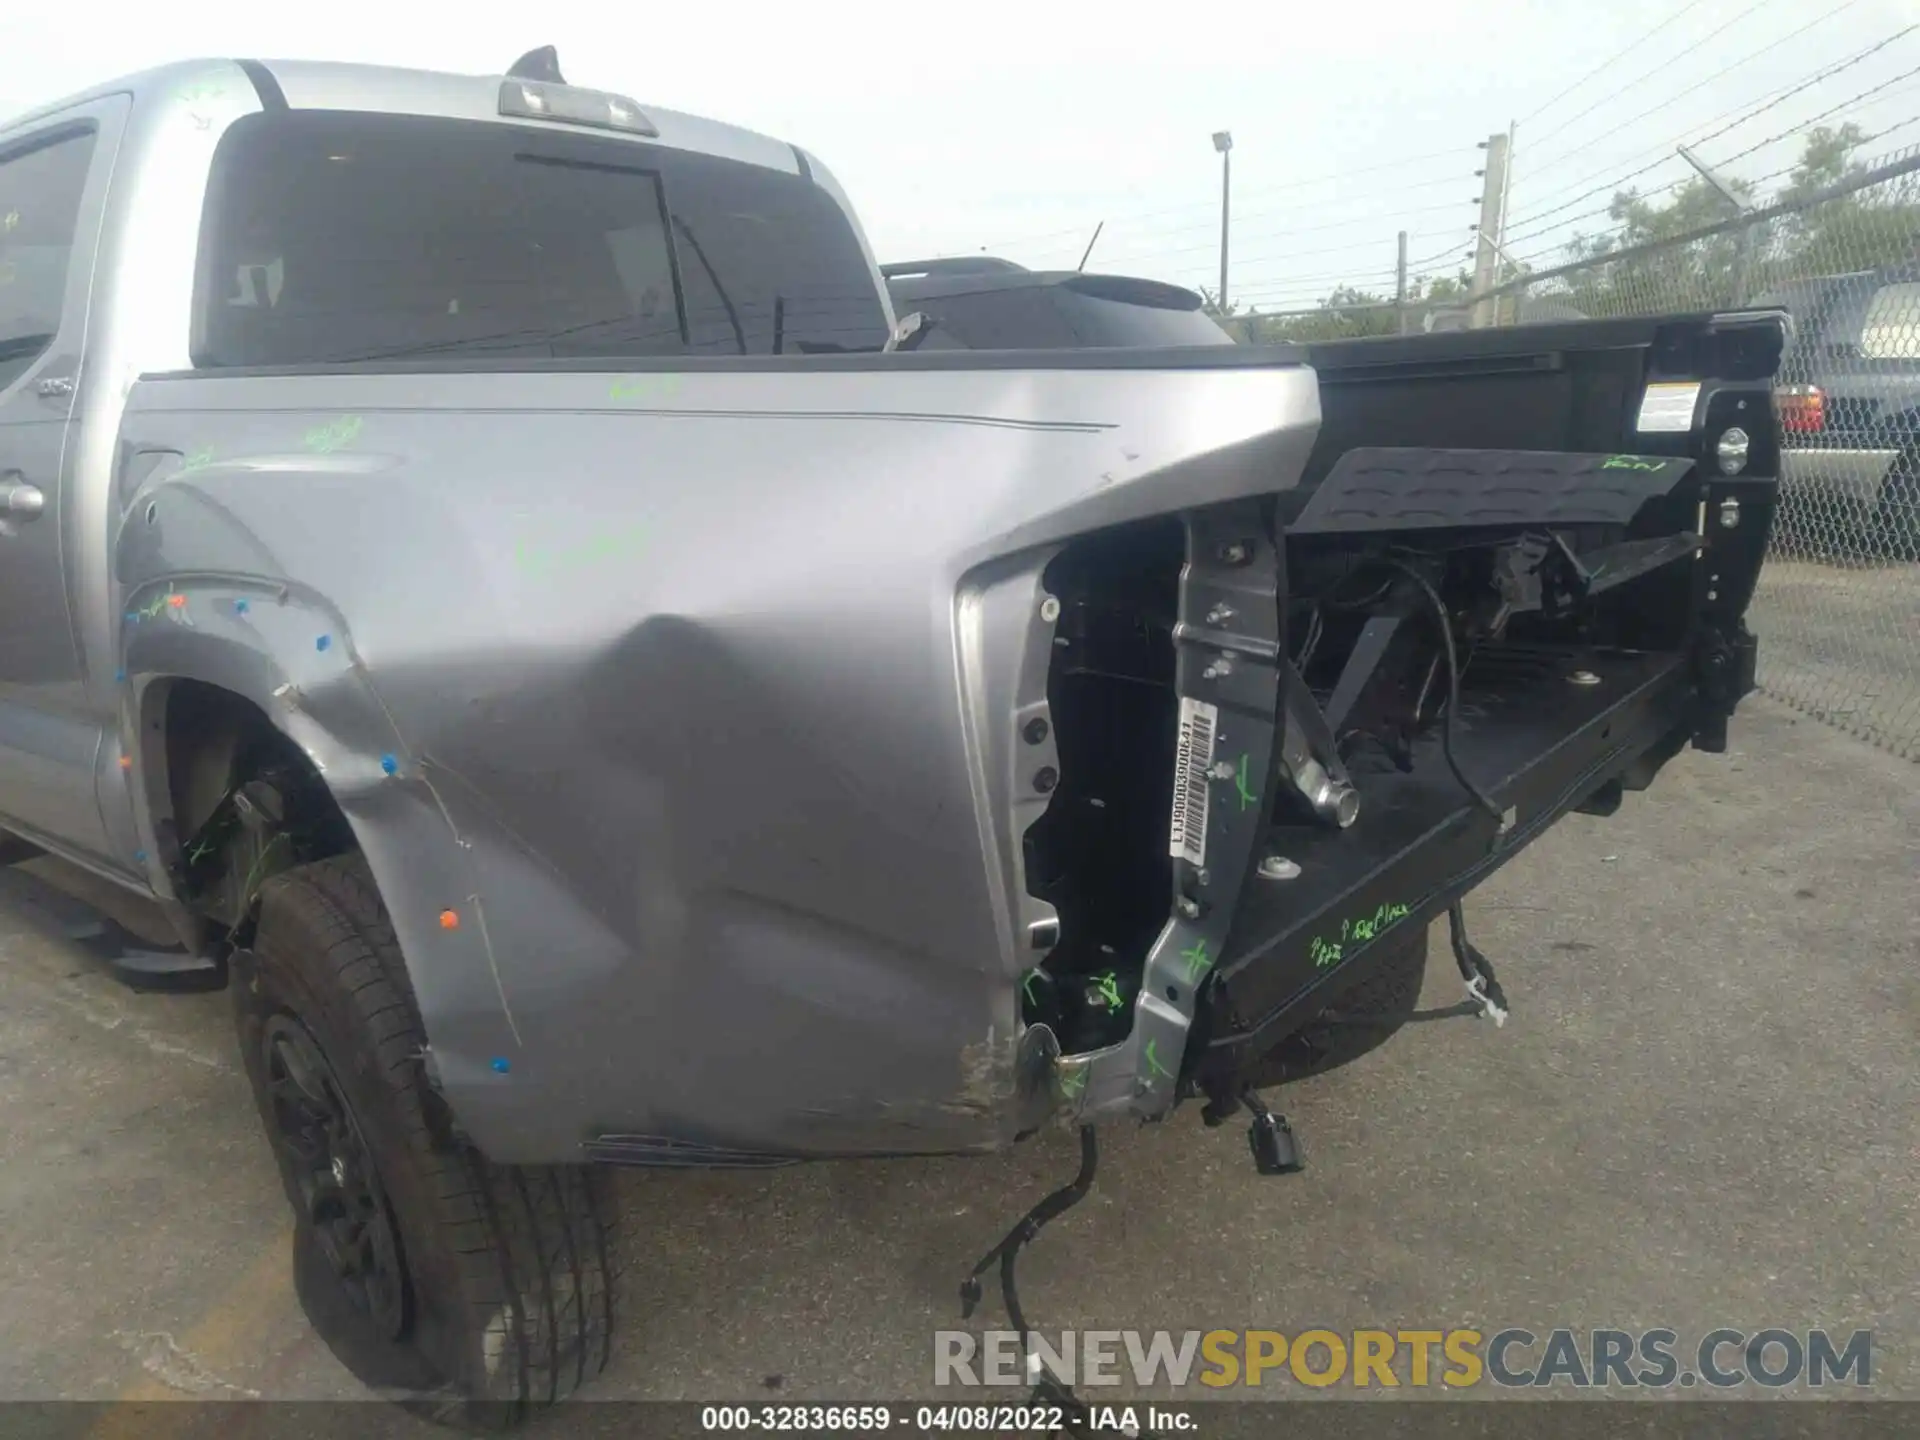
<box><xmin>0</xmin><ymin>695</ymin><xmax>1914</xmax><ymax>1426</ymax></box>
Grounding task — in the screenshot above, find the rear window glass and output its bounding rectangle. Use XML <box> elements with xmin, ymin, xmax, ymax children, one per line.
<box><xmin>898</xmin><ymin>284</ymin><xmax>1232</xmax><ymax>351</ymax></box>
<box><xmin>1058</xmin><ymin>291</ymin><xmax>1235</xmax><ymax>348</ymax></box>
<box><xmin>195</xmin><ymin>111</ymin><xmax>888</xmax><ymax>367</ymax></box>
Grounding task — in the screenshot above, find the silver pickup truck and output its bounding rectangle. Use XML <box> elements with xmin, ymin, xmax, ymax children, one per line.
<box><xmin>1</xmin><ymin>46</ymin><xmax>1784</xmax><ymax>1426</ymax></box>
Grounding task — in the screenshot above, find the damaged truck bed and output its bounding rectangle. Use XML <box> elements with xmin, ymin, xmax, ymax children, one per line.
<box><xmin>1009</xmin><ymin>315</ymin><xmax>1782</xmax><ymax>1152</ymax></box>
<box><xmin>0</xmin><ymin>46</ymin><xmax>1782</xmax><ymax>1424</ymax></box>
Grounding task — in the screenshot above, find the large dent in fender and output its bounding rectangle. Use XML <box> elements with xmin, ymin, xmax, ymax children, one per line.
<box><xmin>109</xmin><ymin>363</ymin><xmax>1322</xmax><ymax>1163</ymax></box>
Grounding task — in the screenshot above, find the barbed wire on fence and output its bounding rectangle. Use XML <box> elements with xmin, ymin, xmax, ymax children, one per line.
<box><xmin>1216</xmin><ymin>140</ymin><xmax>1920</xmax><ymax>761</ymax></box>
<box><xmin>1500</xmin><ymin>143</ymin><xmax>1920</xmax><ymax>762</ymax></box>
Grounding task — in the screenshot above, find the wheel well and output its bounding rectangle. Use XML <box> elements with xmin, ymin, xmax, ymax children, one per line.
<box><xmin>156</xmin><ymin>680</ymin><xmax>357</xmax><ymax>947</ymax></box>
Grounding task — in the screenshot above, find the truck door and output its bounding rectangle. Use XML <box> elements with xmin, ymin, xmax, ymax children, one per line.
<box><xmin>0</xmin><ymin>104</ymin><xmax>121</xmax><ymax>860</ymax></box>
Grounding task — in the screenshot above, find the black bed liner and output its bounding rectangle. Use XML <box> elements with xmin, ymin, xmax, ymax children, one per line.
<box><xmin>1293</xmin><ymin>310</ymin><xmax>1787</xmax><ymax>497</ymax></box>
<box><xmin>1202</xmin><ymin>642</ymin><xmax>1698</xmax><ymax>1064</ymax></box>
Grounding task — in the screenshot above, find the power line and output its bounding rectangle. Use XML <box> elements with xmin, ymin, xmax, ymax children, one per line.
<box><xmin>1232</xmin><ymin>270</ymin><xmax>1403</xmax><ymax>299</ymax></box>
<box><xmin>1083</xmin><ymin>198</ymin><xmax>1468</xmax><ymax>267</ymax></box>
<box><xmin>1250</xmin><ymin>122</ymin><xmax>1920</xmax><ymax>310</ymax></box>
<box><xmin>1503</xmin><ymin>23</ymin><xmax>1913</xmax><ymax>238</ymax></box>
<box><xmin>1163</xmin><ymin>226</ymin><xmax>1458</xmax><ymax>272</ymax></box>
<box><xmin>1512</xmin><ymin>60</ymin><xmax>1920</xmax><ymax>251</ymax></box>
<box><xmin>1525</xmin><ymin>0</ymin><xmax>1789</xmax><ymax>153</ymax></box>
<box><xmin>1859</xmin><ymin>111</ymin><xmax>1920</xmax><ymax>148</ymax></box>
<box><xmin>1519</xmin><ymin>0</ymin><xmax>1871</xmax><ymax>182</ymax></box>
<box><xmin>1503</xmin><ymin>156</ymin><xmax>1689</xmax><ymax>241</ymax></box>
<box><xmin>1504</xmin><ymin>128</ymin><xmax>1913</xmax><ymax>273</ymax></box>
<box><xmin>1404</xmin><ymin>232</ymin><xmax>1478</xmax><ymax>270</ymax></box>
<box><xmin>976</xmin><ymin>144</ymin><xmax>1478</xmax><ymax>253</ymax></box>
<box><xmin>989</xmin><ymin>10</ymin><xmax>1920</xmax><ymax>310</ymax></box>
<box><xmin>1503</xmin><ymin>175</ymin><xmax>1693</xmax><ymax>251</ymax></box>
<box><xmin>1709</xmin><ymin>59</ymin><xmax>1920</xmax><ymax>166</ymax></box>
<box><xmin>1666</xmin><ymin>10</ymin><xmax>1900</xmax><ymax>153</ymax></box>
<box><xmin>1506</xmin><ymin>61</ymin><xmax>1920</xmax><ymax>253</ymax></box>
<box><xmin>1519</xmin><ymin>0</ymin><xmax>1715</xmax><ymax>125</ymax></box>
<box><xmin>1004</xmin><ymin>173</ymin><xmax>1474</xmax><ymax>257</ymax></box>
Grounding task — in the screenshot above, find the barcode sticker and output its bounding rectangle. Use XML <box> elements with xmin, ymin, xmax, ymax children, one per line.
<box><xmin>1167</xmin><ymin>696</ymin><xmax>1219</xmax><ymax>867</ymax></box>
<box><xmin>1635</xmin><ymin>381</ymin><xmax>1701</xmax><ymax>433</ymax></box>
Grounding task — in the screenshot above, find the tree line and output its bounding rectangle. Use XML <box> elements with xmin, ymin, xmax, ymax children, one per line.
<box><xmin>1205</xmin><ymin>126</ymin><xmax>1920</xmax><ymax>343</ymax></box>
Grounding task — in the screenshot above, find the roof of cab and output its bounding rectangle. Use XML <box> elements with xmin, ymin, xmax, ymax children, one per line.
<box><xmin>0</xmin><ymin>54</ymin><xmax>805</xmax><ymax>178</ymax></box>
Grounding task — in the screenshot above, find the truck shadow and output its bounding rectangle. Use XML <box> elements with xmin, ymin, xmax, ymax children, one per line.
<box><xmin>0</xmin><ymin>857</ymin><xmax>222</xmax><ymax>990</ymax></box>
<box><xmin>593</xmin><ymin>1116</ymin><xmax>1280</xmax><ymax>1401</ymax></box>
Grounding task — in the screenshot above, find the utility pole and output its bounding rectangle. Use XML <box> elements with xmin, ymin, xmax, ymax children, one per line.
<box><xmin>1497</xmin><ymin>120</ymin><xmax>1516</xmax><ymax>322</ymax></box>
<box><xmin>1469</xmin><ymin>129</ymin><xmax>1511</xmax><ymax>329</ymax></box>
<box><xmin>1497</xmin><ymin>123</ymin><xmax>1516</xmax><ymax>260</ymax></box>
<box><xmin>1212</xmin><ymin>131</ymin><xmax>1234</xmax><ymax>309</ymax></box>
<box><xmin>1396</xmin><ymin>230</ymin><xmax>1409</xmax><ymax>334</ymax></box>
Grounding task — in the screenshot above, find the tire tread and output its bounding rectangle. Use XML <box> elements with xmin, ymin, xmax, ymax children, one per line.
<box><xmin>248</xmin><ymin>853</ymin><xmax>616</xmax><ymax>1426</ymax></box>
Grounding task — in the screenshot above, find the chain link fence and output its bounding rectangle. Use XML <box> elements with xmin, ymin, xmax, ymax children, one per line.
<box><xmin>1477</xmin><ymin>145</ymin><xmax>1920</xmax><ymax>761</ymax></box>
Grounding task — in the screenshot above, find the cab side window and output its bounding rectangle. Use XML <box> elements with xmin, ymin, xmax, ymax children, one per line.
<box><xmin>0</xmin><ymin>126</ymin><xmax>97</xmax><ymax>389</ymax></box>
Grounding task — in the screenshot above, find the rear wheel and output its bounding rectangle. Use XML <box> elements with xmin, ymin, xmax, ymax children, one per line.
<box><xmin>1244</xmin><ymin>925</ymin><xmax>1430</xmax><ymax>1086</ymax></box>
<box><xmin>1872</xmin><ymin>454</ymin><xmax>1920</xmax><ymax>563</ymax></box>
<box><xmin>231</xmin><ymin>853</ymin><xmax>617</xmax><ymax>1427</ymax></box>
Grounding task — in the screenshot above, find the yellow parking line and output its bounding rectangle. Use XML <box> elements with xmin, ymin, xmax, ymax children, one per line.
<box><xmin>88</xmin><ymin>1231</ymin><xmax>292</xmax><ymax>1440</ymax></box>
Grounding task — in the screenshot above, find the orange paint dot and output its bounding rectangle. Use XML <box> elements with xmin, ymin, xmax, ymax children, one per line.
<box><xmin>438</xmin><ymin>909</ymin><xmax>460</xmax><ymax>931</ymax></box>
<box><xmin>168</xmin><ymin>594</ymin><xmax>186</xmax><ymax>609</ymax></box>
<box><xmin>118</xmin><ymin>754</ymin><xmax>132</xmax><ymax>771</ymax></box>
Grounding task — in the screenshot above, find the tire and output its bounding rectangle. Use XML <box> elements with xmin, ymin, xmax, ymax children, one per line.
<box><xmin>1872</xmin><ymin>454</ymin><xmax>1920</xmax><ymax>564</ymax></box>
<box><xmin>1243</xmin><ymin>925</ymin><xmax>1430</xmax><ymax>1087</ymax></box>
<box><xmin>231</xmin><ymin>853</ymin><xmax>617</xmax><ymax>1428</ymax></box>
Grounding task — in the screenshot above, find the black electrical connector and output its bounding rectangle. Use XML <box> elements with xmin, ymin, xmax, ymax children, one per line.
<box><xmin>1240</xmin><ymin>1088</ymin><xmax>1305</xmax><ymax>1175</ymax></box>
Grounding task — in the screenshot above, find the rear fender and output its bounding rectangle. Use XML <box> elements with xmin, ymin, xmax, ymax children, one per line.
<box><xmin>117</xmin><ymin>582</ymin><xmax>524</xmax><ymax>1129</ymax></box>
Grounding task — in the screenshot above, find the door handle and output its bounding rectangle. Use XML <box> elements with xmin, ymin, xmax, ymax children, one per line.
<box><xmin>0</xmin><ymin>477</ymin><xmax>46</xmax><ymax>520</ymax></box>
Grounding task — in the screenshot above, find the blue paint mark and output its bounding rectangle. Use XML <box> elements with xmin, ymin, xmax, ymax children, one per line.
<box><xmin>124</xmin><ymin>612</ymin><xmax>137</xmax><ymax>624</ymax></box>
<box><xmin>234</xmin><ymin>598</ymin><xmax>250</xmax><ymax>615</ymax></box>
<box><xmin>381</xmin><ymin>753</ymin><xmax>399</xmax><ymax>776</ymax></box>
<box><xmin>115</xmin><ymin>669</ymin><xmax>126</xmax><ymax>683</ymax></box>
<box><xmin>315</xmin><ymin>634</ymin><xmax>331</xmax><ymax>652</ymax></box>
<box><xmin>134</xmin><ymin>850</ymin><xmax>147</xmax><ymax>863</ymax></box>
<box><xmin>490</xmin><ymin>1057</ymin><xmax>512</xmax><ymax>1074</ymax></box>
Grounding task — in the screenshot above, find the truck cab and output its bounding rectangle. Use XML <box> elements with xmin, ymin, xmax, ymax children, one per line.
<box><xmin>0</xmin><ymin>53</ymin><xmax>893</xmax><ymax>894</ymax></box>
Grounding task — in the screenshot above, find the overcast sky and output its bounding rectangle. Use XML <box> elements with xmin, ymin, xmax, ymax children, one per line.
<box><xmin>4</xmin><ymin>0</ymin><xmax>1917</xmax><ymax>311</ymax></box>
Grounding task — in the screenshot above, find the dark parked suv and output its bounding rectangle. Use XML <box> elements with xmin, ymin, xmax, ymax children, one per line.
<box><xmin>1756</xmin><ymin>264</ymin><xmax>1920</xmax><ymax>557</ymax></box>
<box><xmin>882</xmin><ymin>256</ymin><xmax>1235</xmax><ymax>350</ymax></box>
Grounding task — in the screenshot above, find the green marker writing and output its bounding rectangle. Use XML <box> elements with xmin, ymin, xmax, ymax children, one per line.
<box><xmin>1179</xmin><ymin>939</ymin><xmax>1211</xmax><ymax>984</ymax></box>
<box><xmin>304</xmin><ymin>415</ymin><xmax>363</xmax><ymax>454</ymax></box>
<box><xmin>609</xmin><ymin>374</ymin><xmax>683</xmax><ymax>403</ymax></box>
<box><xmin>1310</xmin><ymin>901</ymin><xmax>1411</xmax><ymax>969</ymax></box>
<box><xmin>515</xmin><ymin>520</ymin><xmax>650</xmax><ymax>580</ymax></box>
<box><xmin>1234</xmin><ymin>752</ymin><xmax>1259</xmax><ymax>812</ymax></box>
<box><xmin>1144</xmin><ymin>1039</ymin><xmax>1174</xmax><ymax>1081</ymax></box>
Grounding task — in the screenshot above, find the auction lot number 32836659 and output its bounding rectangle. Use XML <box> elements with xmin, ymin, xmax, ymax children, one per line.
<box><xmin>702</xmin><ymin>1405</ymin><xmax>1077</xmax><ymax>1431</ymax></box>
